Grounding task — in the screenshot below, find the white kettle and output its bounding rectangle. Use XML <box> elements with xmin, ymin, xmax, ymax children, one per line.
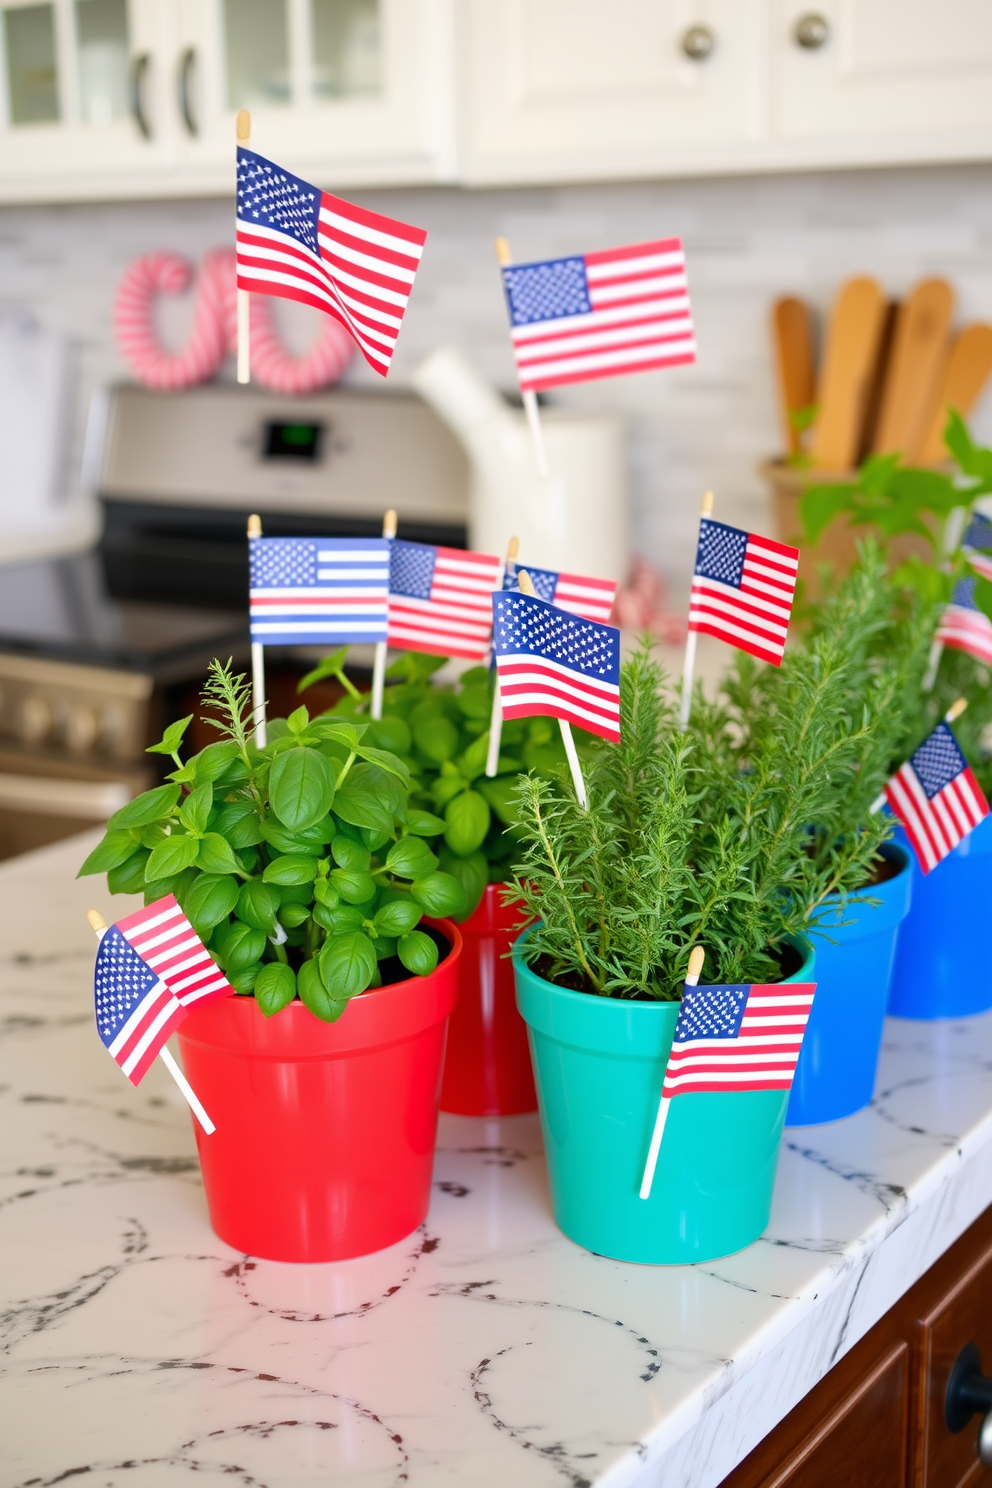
<box><xmin>411</xmin><ymin>346</ymin><xmax>629</xmax><ymax>582</ymax></box>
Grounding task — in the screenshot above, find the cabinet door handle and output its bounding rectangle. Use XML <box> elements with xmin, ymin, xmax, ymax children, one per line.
<box><xmin>129</xmin><ymin>52</ymin><xmax>152</xmax><ymax>139</ymax></box>
<box><xmin>178</xmin><ymin>47</ymin><xmax>198</xmax><ymax>136</ymax></box>
<box><xmin>946</xmin><ymin>1344</ymin><xmax>992</xmax><ymax>1466</ymax></box>
<box><xmin>794</xmin><ymin>13</ymin><xmax>830</xmax><ymax>49</ymax></box>
<box><xmin>680</xmin><ymin>25</ymin><xmax>715</xmax><ymax>61</ymax></box>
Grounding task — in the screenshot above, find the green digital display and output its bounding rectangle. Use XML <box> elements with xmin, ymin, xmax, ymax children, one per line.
<box><xmin>263</xmin><ymin>420</ymin><xmax>325</xmax><ymax>461</ymax></box>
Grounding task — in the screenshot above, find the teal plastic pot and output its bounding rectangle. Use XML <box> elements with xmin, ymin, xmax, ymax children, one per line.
<box><xmin>513</xmin><ymin>935</ymin><xmax>816</xmax><ymax>1265</ymax></box>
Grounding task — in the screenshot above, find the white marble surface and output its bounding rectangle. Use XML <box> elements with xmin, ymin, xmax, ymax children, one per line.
<box><xmin>3</xmin><ymin>830</ymin><xmax>992</xmax><ymax>1488</ymax></box>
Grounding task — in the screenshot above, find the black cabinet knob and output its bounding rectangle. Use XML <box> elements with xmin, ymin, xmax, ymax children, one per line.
<box><xmin>946</xmin><ymin>1343</ymin><xmax>992</xmax><ymax>1467</ymax></box>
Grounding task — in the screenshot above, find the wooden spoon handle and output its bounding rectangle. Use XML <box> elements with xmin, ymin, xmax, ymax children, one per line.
<box><xmin>917</xmin><ymin>323</ymin><xmax>992</xmax><ymax>464</ymax></box>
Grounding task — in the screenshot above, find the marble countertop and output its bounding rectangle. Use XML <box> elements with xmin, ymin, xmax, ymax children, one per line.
<box><xmin>4</xmin><ymin>831</ymin><xmax>992</xmax><ymax>1488</ymax></box>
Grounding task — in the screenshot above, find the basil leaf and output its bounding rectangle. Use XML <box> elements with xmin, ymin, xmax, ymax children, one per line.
<box><xmin>444</xmin><ymin>790</ymin><xmax>491</xmax><ymax>857</ymax></box>
<box><xmin>262</xmin><ymin>853</ymin><xmax>320</xmax><ymax>886</ymax></box>
<box><xmin>212</xmin><ymin>800</ymin><xmax>263</xmax><ymax>848</ymax></box>
<box><xmin>144</xmin><ymin>867</ymin><xmax>197</xmax><ymax>906</ymax></box>
<box><xmin>228</xmin><ymin>962</ymin><xmax>263</xmax><ymax>994</ymax></box>
<box><xmin>236</xmin><ymin>879</ymin><xmax>281</xmax><ymax>932</ymax></box>
<box><xmin>146</xmin><ymin>714</ymin><xmax>193</xmax><ymax>757</ymax></box>
<box><xmin>191</xmin><ymin>740</ymin><xmax>242</xmax><ymax>782</ymax></box>
<box><xmin>456</xmin><ymin>685</ymin><xmax>492</xmax><ymax>721</ymax></box>
<box><xmin>398</xmin><ymin>929</ymin><xmax>439</xmax><ymax>976</ymax></box>
<box><xmin>374</xmin><ymin>897</ymin><xmax>422</xmax><ymax>936</ymax></box>
<box><xmin>107</xmin><ymin>849</ymin><xmax>150</xmax><ymax>895</ymax></box>
<box><xmin>184</xmin><ymin>873</ymin><xmax>240</xmax><ymax>933</ymax></box>
<box><xmin>334</xmin><ymin>777</ymin><xmax>393</xmax><ymax>834</ymax></box>
<box><xmin>405</xmin><ymin>809</ymin><xmax>446</xmax><ymax>837</ymax></box>
<box><xmin>269</xmin><ymin>747</ymin><xmax>336</xmax><ymax>831</ymax></box>
<box><xmin>331</xmin><ymin>837</ymin><xmax>371</xmax><ymax>872</ymax></box>
<box><xmin>319</xmin><ymin>931</ymin><xmax>377</xmax><ymax>999</ymax></box>
<box><xmin>457</xmin><ymin>733</ymin><xmax>491</xmax><ymax>780</ymax></box>
<box><xmin>261</xmin><ymin>817</ymin><xmax>334</xmax><ymax>855</ymax></box>
<box><xmin>77</xmin><ymin>829</ymin><xmax>139</xmax><ymax>877</ymax></box>
<box><xmin>196</xmin><ymin>833</ymin><xmax>244</xmax><ymax>875</ymax></box>
<box><xmin>411</xmin><ymin>871</ymin><xmax>468</xmax><ymax>919</ymax></box>
<box><xmin>385</xmin><ymin>837</ymin><xmax>439</xmax><ymax>879</ymax></box>
<box><xmin>108</xmin><ymin>783</ymin><xmax>181</xmax><ymax>831</ymax></box>
<box><xmin>365</xmin><ymin>716</ymin><xmax>411</xmax><ymax>756</ymax></box>
<box><xmin>287</xmin><ymin>704</ymin><xmax>309</xmax><ymax>735</ymax></box>
<box><xmin>179</xmin><ymin>782</ymin><xmax>213</xmax><ymax>836</ymax></box>
<box><xmin>476</xmin><ymin>776</ymin><xmax>521</xmax><ymax>826</ymax></box>
<box><xmin>413</xmin><ymin>716</ymin><xmax>459</xmax><ymax>763</ymax></box>
<box><xmin>145</xmin><ymin>833</ymin><xmax>199</xmax><ymax>882</ymax></box>
<box><xmin>214</xmin><ymin>920</ymin><xmax>266</xmax><ymax>972</ymax></box>
<box><xmin>298</xmin><ymin>958</ymin><xmax>347</xmax><ymax>1022</ymax></box>
<box><xmin>437</xmin><ymin>846</ymin><xmax>488</xmax><ymax>922</ymax></box>
<box><xmin>278</xmin><ymin>902</ymin><xmax>311</xmax><ymax>929</ymax></box>
<box><xmin>329</xmin><ymin>868</ymin><xmax>377</xmax><ymax>904</ymax></box>
<box><xmin>254</xmin><ymin>962</ymin><xmax>297</xmax><ymax>1016</ymax></box>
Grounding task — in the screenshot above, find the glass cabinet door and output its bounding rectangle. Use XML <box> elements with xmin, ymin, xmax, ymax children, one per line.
<box><xmin>222</xmin><ymin>0</ymin><xmax>289</xmax><ymax>109</ymax></box>
<box><xmin>311</xmin><ymin>0</ymin><xmax>381</xmax><ymax>100</ymax></box>
<box><xmin>3</xmin><ymin>3</ymin><xmax>60</xmax><ymax>123</ymax></box>
<box><xmin>75</xmin><ymin>0</ymin><xmax>129</xmax><ymax>125</ymax></box>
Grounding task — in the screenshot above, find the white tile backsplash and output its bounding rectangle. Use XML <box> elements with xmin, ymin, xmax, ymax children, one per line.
<box><xmin>1</xmin><ymin>161</ymin><xmax>991</xmax><ymax>596</ymax></box>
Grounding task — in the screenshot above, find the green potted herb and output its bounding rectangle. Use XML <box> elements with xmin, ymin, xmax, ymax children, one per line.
<box><xmin>79</xmin><ymin>661</ymin><xmax>467</xmax><ymax>1264</ymax></box>
<box><xmin>508</xmin><ymin>630</ymin><xmax>891</xmax><ymax>1265</ymax></box>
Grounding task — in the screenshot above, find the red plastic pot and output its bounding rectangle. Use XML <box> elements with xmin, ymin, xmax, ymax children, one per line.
<box><xmin>440</xmin><ymin>886</ymin><xmax>536</xmax><ymax>1116</ymax></box>
<box><xmin>176</xmin><ymin>920</ymin><xmax>461</xmax><ymax>1263</ymax></box>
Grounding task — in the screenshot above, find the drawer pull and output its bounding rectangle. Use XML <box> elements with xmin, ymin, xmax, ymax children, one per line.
<box><xmin>680</xmin><ymin>25</ymin><xmax>715</xmax><ymax>61</ymax></box>
<box><xmin>794</xmin><ymin>13</ymin><xmax>830</xmax><ymax>50</ymax></box>
<box><xmin>946</xmin><ymin>1343</ymin><xmax>992</xmax><ymax>1466</ymax></box>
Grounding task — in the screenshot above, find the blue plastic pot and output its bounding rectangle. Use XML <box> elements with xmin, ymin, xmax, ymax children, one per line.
<box><xmin>786</xmin><ymin>843</ymin><xmax>912</xmax><ymax>1127</ymax></box>
<box><xmin>513</xmin><ymin>934</ymin><xmax>816</xmax><ymax>1265</ymax></box>
<box><xmin>888</xmin><ymin>813</ymin><xmax>992</xmax><ymax>1019</ymax></box>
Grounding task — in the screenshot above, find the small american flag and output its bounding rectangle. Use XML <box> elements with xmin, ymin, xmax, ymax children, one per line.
<box><xmin>963</xmin><ymin>511</ymin><xmax>992</xmax><ymax>583</ymax></box>
<box><xmin>492</xmin><ymin>589</ymin><xmax>621</xmax><ymax>743</ymax></box>
<box><xmin>249</xmin><ymin>537</ymin><xmax>390</xmax><ymax>645</ymax></box>
<box><xmin>388</xmin><ymin>539</ymin><xmax>502</xmax><ymax>661</ymax></box>
<box><xmin>935</xmin><ymin>577</ymin><xmax>992</xmax><ymax>667</ymax></box>
<box><xmin>688</xmin><ymin>518</ymin><xmax>800</xmax><ymax>667</ymax></box>
<box><xmin>884</xmin><ymin>722</ymin><xmax>990</xmax><ymax>874</ymax></box>
<box><xmin>661</xmin><ymin>979</ymin><xmax>816</xmax><ymax>1098</ymax></box>
<box><xmin>236</xmin><ymin>147</ymin><xmax>426</xmax><ymax>377</ymax></box>
<box><xmin>94</xmin><ymin>926</ymin><xmax>186</xmax><ymax>1085</ymax></box>
<box><xmin>503</xmin><ymin>561</ymin><xmax>617</xmax><ymax>624</ymax></box>
<box><xmin>501</xmin><ymin>238</ymin><xmax>695</xmax><ymax>393</ymax></box>
<box><xmin>115</xmin><ymin>895</ymin><xmax>234</xmax><ymax>1010</ymax></box>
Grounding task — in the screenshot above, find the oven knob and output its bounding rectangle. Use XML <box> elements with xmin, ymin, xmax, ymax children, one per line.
<box><xmin>65</xmin><ymin>703</ymin><xmax>100</xmax><ymax>754</ymax></box>
<box><xmin>18</xmin><ymin>694</ymin><xmax>54</xmax><ymax>743</ymax></box>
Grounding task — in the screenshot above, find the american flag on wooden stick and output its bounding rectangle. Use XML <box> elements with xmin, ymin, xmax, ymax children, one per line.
<box><xmin>388</xmin><ymin>539</ymin><xmax>502</xmax><ymax>661</ymax></box>
<box><xmin>501</xmin><ymin>238</ymin><xmax>695</xmax><ymax>392</ymax></box>
<box><xmin>688</xmin><ymin>518</ymin><xmax>800</xmax><ymax>667</ymax></box>
<box><xmin>884</xmin><ymin>721</ymin><xmax>990</xmax><ymax>874</ymax></box>
<box><xmin>249</xmin><ymin>537</ymin><xmax>390</xmax><ymax>645</ymax></box>
<box><xmin>115</xmin><ymin>895</ymin><xmax>234</xmax><ymax>1011</ymax></box>
<box><xmin>935</xmin><ymin>577</ymin><xmax>992</xmax><ymax>667</ymax></box>
<box><xmin>661</xmin><ymin>979</ymin><xmax>816</xmax><ymax>1098</ymax></box>
<box><xmin>236</xmin><ymin>147</ymin><xmax>426</xmax><ymax>377</ymax></box>
<box><xmin>503</xmin><ymin>561</ymin><xmax>617</xmax><ymax>624</ymax></box>
<box><xmin>94</xmin><ymin>926</ymin><xmax>187</xmax><ymax>1085</ymax></box>
<box><xmin>492</xmin><ymin>589</ymin><xmax>621</xmax><ymax>743</ymax></box>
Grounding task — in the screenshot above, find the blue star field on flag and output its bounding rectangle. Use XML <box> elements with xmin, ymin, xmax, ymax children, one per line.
<box><xmin>491</xmin><ymin>589</ymin><xmax>622</xmax><ymax>742</ymax></box>
<box><xmin>93</xmin><ymin>926</ymin><xmax>186</xmax><ymax>1086</ymax></box>
<box><xmin>502</xmin><ymin>258</ymin><xmax>592</xmax><ymax>325</ymax></box>
<box><xmin>673</xmin><ymin>985</ymin><xmax>750</xmax><ymax>1042</ymax></box>
<box><xmin>694</xmin><ymin>519</ymin><xmax>749</xmax><ymax>586</ymax></box>
<box><xmin>237</xmin><ymin>149</ymin><xmax>321</xmax><ymax>254</ymax></box>
<box><xmin>909</xmin><ymin>722</ymin><xmax>969</xmax><ymax>800</ymax></box>
<box><xmin>249</xmin><ymin>536</ymin><xmax>389</xmax><ymax>645</ymax></box>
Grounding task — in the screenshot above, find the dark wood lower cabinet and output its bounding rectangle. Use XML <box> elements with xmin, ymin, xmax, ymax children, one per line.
<box><xmin>721</xmin><ymin>1205</ymin><xmax>992</xmax><ymax>1488</ymax></box>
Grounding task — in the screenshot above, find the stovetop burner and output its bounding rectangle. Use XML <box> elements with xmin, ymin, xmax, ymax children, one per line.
<box><xmin>0</xmin><ymin>550</ymin><xmax>248</xmax><ymax>677</ymax></box>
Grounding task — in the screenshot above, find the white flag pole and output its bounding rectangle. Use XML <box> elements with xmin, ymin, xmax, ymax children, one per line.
<box><xmin>516</xmin><ymin>569</ymin><xmax>588</xmax><ymax>809</ymax></box>
<box><xmin>496</xmin><ymin>236</ymin><xmax>551</xmax><ymax>481</ymax></box>
<box><xmin>236</xmin><ymin>110</ymin><xmax>251</xmax><ymax>385</ymax></box>
<box><xmin>869</xmin><ymin>697</ymin><xmax>968</xmax><ymax>815</ymax></box>
<box><xmin>370</xmin><ymin>508</ymin><xmax>397</xmax><ymax>721</ymax></box>
<box><xmin>247</xmin><ymin>514</ymin><xmax>267</xmax><ymax>746</ymax></box>
<box><xmin>679</xmin><ymin>490</ymin><xmax>714</xmax><ymax>729</ymax></box>
<box><xmin>486</xmin><ymin>535</ymin><xmax>519</xmax><ymax>779</ymax></box>
<box><xmin>922</xmin><ymin>507</ymin><xmax>969</xmax><ymax>693</ymax></box>
<box><xmin>639</xmin><ymin>945</ymin><xmax>705</xmax><ymax>1201</ymax></box>
<box><xmin>86</xmin><ymin>911</ymin><xmax>215</xmax><ymax>1134</ymax></box>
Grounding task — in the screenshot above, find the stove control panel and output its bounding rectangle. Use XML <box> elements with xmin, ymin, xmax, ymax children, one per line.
<box><xmin>0</xmin><ymin>655</ymin><xmax>152</xmax><ymax>763</ymax></box>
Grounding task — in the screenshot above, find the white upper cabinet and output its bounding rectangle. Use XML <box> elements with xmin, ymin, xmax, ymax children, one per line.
<box><xmin>459</xmin><ymin>0</ymin><xmax>764</xmax><ymax>185</ymax></box>
<box><xmin>772</xmin><ymin>1</ymin><xmax>992</xmax><ymax>160</ymax></box>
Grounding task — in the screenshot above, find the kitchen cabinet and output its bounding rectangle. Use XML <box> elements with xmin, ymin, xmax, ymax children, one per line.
<box><xmin>721</xmin><ymin>1202</ymin><xmax>992</xmax><ymax>1487</ymax></box>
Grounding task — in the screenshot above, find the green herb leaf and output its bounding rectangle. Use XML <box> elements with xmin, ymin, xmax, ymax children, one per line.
<box><xmin>179</xmin><ymin>781</ymin><xmax>213</xmax><ymax>835</ymax></box>
<box><xmin>405</xmin><ymin>808</ymin><xmax>446</xmax><ymax>837</ymax></box>
<box><xmin>146</xmin><ymin>715</ymin><xmax>193</xmax><ymax>757</ymax></box>
<box><xmin>437</xmin><ymin>846</ymin><xmax>488</xmax><ymax>921</ymax></box>
<box><xmin>410</xmin><ymin>871</ymin><xmax>468</xmax><ymax>919</ymax></box>
<box><xmin>297</xmin><ymin>958</ymin><xmax>347</xmax><ymax>1021</ymax></box>
<box><xmin>108</xmin><ymin>783</ymin><xmax>181</xmax><ymax>831</ymax></box>
<box><xmin>269</xmin><ymin>747</ymin><xmax>336</xmax><ymax>831</ymax></box>
<box><xmin>262</xmin><ymin>854</ymin><xmax>320</xmax><ymax>886</ymax></box>
<box><xmin>329</xmin><ymin>867</ymin><xmax>377</xmax><ymax>904</ymax></box>
<box><xmin>228</xmin><ymin>962</ymin><xmax>263</xmax><ymax>994</ymax></box>
<box><xmin>334</xmin><ymin>775</ymin><xmax>394</xmax><ymax>833</ymax></box>
<box><xmin>145</xmin><ymin>833</ymin><xmax>199</xmax><ymax>882</ymax></box>
<box><xmin>212</xmin><ymin>800</ymin><xmax>264</xmax><ymax>848</ymax></box>
<box><xmin>236</xmin><ymin>879</ymin><xmax>281</xmax><ymax>932</ymax></box>
<box><xmin>476</xmin><ymin>776</ymin><xmax>521</xmax><ymax>826</ymax></box>
<box><xmin>278</xmin><ymin>902</ymin><xmax>311</xmax><ymax>928</ymax></box>
<box><xmin>398</xmin><ymin>929</ymin><xmax>439</xmax><ymax>976</ymax></box>
<box><xmin>413</xmin><ymin>715</ymin><xmax>459</xmax><ymax>763</ymax></box>
<box><xmin>365</xmin><ymin>716</ymin><xmax>411</xmax><ymax>755</ymax></box>
<box><xmin>184</xmin><ymin>873</ymin><xmax>240</xmax><ymax>933</ymax></box>
<box><xmin>374</xmin><ymin>897</ymin><xmax>422</xmax><ymax>935</ymax></box>
<box><xmin>213</xmin><ymin>920</ymin><xmax>266</xmax><ymax>972</ymax></box>
<box><xmin>331</xmin><ymin>837</ymin><xmax>371</xmax><ymax>872</ymax></box>
<box><xmin>77</xmin><ymin>829</ymin><xmax>139</xmax><ymax>877</ymax></box>
<box><xmin>319</xmin><ymin>930</ymin><xmax>377</xmax><ymax>999</ymax></box>
<box><xmin>254</xmin><ymin>962</ymin><xmax>297</xmax><ymax>1016</ymax></box>
<box><xmin>191</xmin><ymin>740</ymin><xmax>242</xmax><ymax>783</ymax></box>
<box><xmin>260</xmin><ymin>816</ymin><xmax>334</xmax><ymax>854</ymax></box>
<box><xmin>385</xmin><ymin>837</ymin><xmax>439</xmax><ymax>879</ymax></box>
<box><xmin>444</xmin><ymin>789</ymin><xmax>490</xmax><ymax>856</ymax></box>
<box><xmin>196</xmin><ymin>833</ymin><xmax>244</xmax><ymax>875</ymax></box>
<box><xmin>107</xmin><ymin>849</ymin><xmax>151</xmax><ymax>895</ymax></box>
<box><xmin>287</xmin><ymin>704</ymin><xmax>310</xmax><ymax>735</ymax></box>
<box><xmin>456</xmin><ymin>733</ymin><xmax>490</xmax><ymax>780</ymax></box>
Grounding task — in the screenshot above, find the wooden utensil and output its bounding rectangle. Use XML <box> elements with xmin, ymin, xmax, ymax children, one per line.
<box><xmin>872</xmin><ymin>277</ymin><xmax>955</xmax><ymax>456</ymax></box>
<box><xmin>812</xmin><ymin>277</ymin><xmax>886</xmax><ymax>469</ymax></box>
<box><xmin>771</xmin><ymin>297</ymin><xmax>815</xmax><ymax>455</ymax></box>
<box><xmin>917</xmin><ymin>323</ymin><xmax>992</xmax><ymax>463</ymax></box>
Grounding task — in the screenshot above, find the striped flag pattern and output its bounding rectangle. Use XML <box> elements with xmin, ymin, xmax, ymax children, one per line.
<box><xmin>661</xmin><ymin>980</ymin><xmax>817</xmax><ymax>1098</ymax></box>
<box><xmin>236</xmin><ymin>147</ymin><xmax>426</xmax><ymax>377</ymax></box>
<box><xmin>492</xmin><ymin>589</ymin><xmax>621</xmax><ymax>743</ymax></box>
<box><xmin>935</xmin><ymin>577</ymin><xmax>992</xmax><ymax>667</ymax></box>
<box><xmin>249</xmin><ymin>537</ymin><xmax>390</xmax><ymax>645</ymax></box>
<box><xmin>884</xmin><ymin>722</ymin><xmax>990</xmax><ymax>874</ymax></box>
<box><xmin>388</xmin><ymin>539</ymin><xmax>502</xmax><ymax>661</ymax></box>
<box><xmin>501</xmin><ymin>238</ymin><xmax>695</xmax><ymax>393</ymax></box>
<box><xmin>115</xmin><ymin>896</ymin><xmax>234</xmax><ymax>1011</ymax></box>
<box><xmin>503</xmin><ymin>561</ymin><xmax>617</xmax><ymax>624</ymax></box>
<box><xmin>94</xmin><ymin>926</ymin><xmax>187</xmax><ymax>1086</ymax></box>
<box><xmin>962</xmin><ymin>511</ymin><xmax>992</xmax><ymax>583</ymax></box>
<box><xmin>688</xmin><ymin>519</ymin><xmax>800</xmax><ymax>667</ymax></box>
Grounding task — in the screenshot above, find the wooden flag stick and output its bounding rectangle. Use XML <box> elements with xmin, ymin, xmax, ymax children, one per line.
<box><xmin>922</xmin><ymin>507</ymin><xmax>969</xmax><ymax>692</ymax></box>
<box><xmin>370</xmin><ymin>508</ymin><xmax>397</xmax><ymax>721</ymax></box>
<box><xmin>869</xmin><ymin>697</ymin><xmax>969</xmax><ymax>814</ymax></box>
<box><xmin>236</xmin><ymin>110</ymin><xmax>252</xmax><ymax>385</ymax></box>
<box><xmin>495</xmin><ymin>236</ymin><xmax>550</xmax><ymax>481</ymax></box>
<box><xmin>486</xmin><ymin>535</ymin><xmax>519</xmax><ymax>778</ymax></box>
<box><xmin>517</xmin><ymin>568</ymin><xmax>588</xmax><ymax>809</ymax></box>
<box><xmin>639</xmin><ymin>945</ymin><xmax>705</xmax><ymax>1201</ymax></box>
<box><xmin>247</xmin><ymin>514</ymin><xmax>266</xmax><ymax>746</ymax></box>
<box><xmin>86</xmin><ymin>911</ymin><xmax>215</xmax><ymax>1134</ymax></box>
<box><xmin>679</xmin><ymin>491</ymin><xmax>714</xmax><ymax>729</ymax></box>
